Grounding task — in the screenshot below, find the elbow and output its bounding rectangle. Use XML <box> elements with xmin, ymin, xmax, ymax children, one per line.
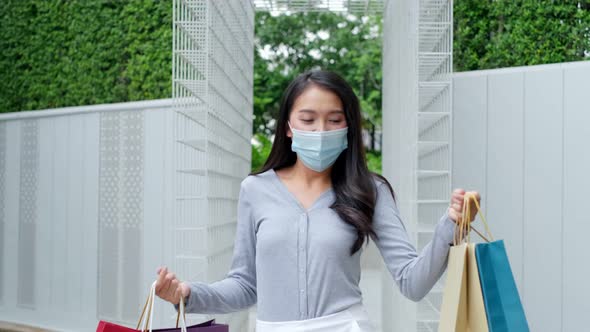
<box><xmin>404</xmin><ymin>289</ymin><xmax>427</xmax><ymax>302</ymax></box>
<box><xmin>404</xmin><ymin>289</ymin><xmax>426</xmax><ymax>302</ymax></box>
<box><xmin>399</xmin><ymin>281</ymin><xmax>428</xmax><ymax>302</ymax></box>
<box><xmin>232</xmin><ymin>275</ymin><xmax>258</xmax><ymax>309</ymax></box>
<box><xmin>406</xmin><ymin>292</ymin><xmax>426</xmax><ymax>303</ymax></box>
<box><xmin>242</xmin><ymin>286</ymin><xmax>258</xmax><ymax>308</ymax></box>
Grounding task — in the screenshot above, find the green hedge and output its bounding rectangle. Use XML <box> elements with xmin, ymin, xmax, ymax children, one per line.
<box><xmin>454</xmin><ymin>0</ymin><xmax>590</xmax><ymax>71</ymax></box>
<box><xmin>0</xmin><ymin>0</ymin><xmax>172</xmax><ymax>113</ymax></box>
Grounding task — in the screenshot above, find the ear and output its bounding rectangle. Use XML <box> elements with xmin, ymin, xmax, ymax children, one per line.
<box><xmin>286</xmin><ymin>123</ymin><xmax>292</xmax><ymax>138</ymax></box>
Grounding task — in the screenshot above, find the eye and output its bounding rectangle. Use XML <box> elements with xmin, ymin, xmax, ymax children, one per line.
<box><xmin>301</xmin><ymin>119</ymin><xmax>313</xmax><ymax>123</ymax></box>
<box><xmin>329</xmin><ymin>120</ymin><xmax>342</xmax><ymax>124</ymax></box>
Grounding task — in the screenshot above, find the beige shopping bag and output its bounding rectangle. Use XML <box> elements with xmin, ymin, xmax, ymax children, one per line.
<box><xmin>466</xmin><ymin>243</ymin><xmax>488</xmax><ymax>331</ymax></box>
<box><xmin>438</xmin><ymin>242</ymin><xmax>468</xmax><ymax>331</ymax></box>
<box><xmin>439</xmin><ymin>193</ymin><xmax>490</xmax><ymax>332</ymax></box>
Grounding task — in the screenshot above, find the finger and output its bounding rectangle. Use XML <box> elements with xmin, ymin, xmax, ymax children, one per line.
<box><xmin>453</xmin><ymin>188</ymin><xmax>465</xmax><ymax>195</ymax></box>
<box><xmin>174</xmin><ymin>281</ymin><xmax>189</xmax><ymax>304</ymax></box>
<box><xmin>162</xmin><ymin>272</ymin><xmax>176</xmax><ymax>296</ymax></box>
<box><xmin>448</xmin><ymin>210</ymin><xmax>460</xmax><ymax>224</ymax></box>
<box><xmin>158</xmin><ymin>271</ymin><xmax>173</xmax><ymax>297</ymax></box>
<box><xmin>470</xmin><ymin>200</ymin><xmax>480</xmax><ymax>211</ymax></box>
<box><xmin>158</xmin><ymin>278</ymin><xmax>171</xmax><ymax>299</ymax></box>
<box><xmin>465</xmin><ymin>191</ymin><xmax>480</xmax><ymax>201</ymax></box>
<box><xmin>166</xmin><ymin>279</ymin><xmax>179</xmax><ymax>304</ymax></box>
<box><xmin>155</xmin><ymin>267</ymin><xmax>167</xmax><ymax>293</ymax></box>
<box><xmin>174</xmin><ymin>284</ymin><xmax>183</xmax><ymax>303</ymax></box>
<box><xmin>452</xmin><ymin>192</ymin><xmax>464</xmax><ymax>201</ymax></box>
<box><xmin>473</xmin><ymin>191</ymin><xmax>481</xmax><ymax>200</ymax></box>
<box><xmin>455</xmin><ymin>194</ymin><xmax>468</xmax><ymax>206</ymax></box>
<box><xmin>449</xmin><ymin>209</ymin><xmax>457</xmax><ymax>221</ymax></box>
<box><xmin>180</xmin><ymin>282</ymin><xmax>190</xmax><ymax>298</ymax></box>
<box><xmin>448</xmin><ymin>205</ymin><xmax>457</xmax><ymax>216</ymax></box>
<box><xmin>451</xmin><ymin>202</ymin><xmax>463</xmax><ymax>212</ymax></box>
<box><xmin>462</xmin><ymin>193</ymin><xmax>477</xmax><ymax>206</ymax></box>
<box><xmin>450</xmin><ymin>205</ymin><xmax>462</xmax><ymax>218</ymax></box>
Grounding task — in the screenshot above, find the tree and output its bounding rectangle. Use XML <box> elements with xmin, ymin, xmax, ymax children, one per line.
<box><xmin>254</xmin><ymin>11</ymin><xmax>383</xmax><ymax>151</ymax></box>
<box><xmin>0</xmin><ymin>0</ymin><xmax>172</xmax><ymax>113</ymax></box>
<box><xmin>454</xmin><ymin>0</ymin><xmax>590</xmax><ymax>71</ymax></box>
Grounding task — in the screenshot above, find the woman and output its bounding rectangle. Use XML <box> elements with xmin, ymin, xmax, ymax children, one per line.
<box><xmin>155</xmin><ymin>70</ymin><xmax>479</xmax><ymax>331</ymax></box>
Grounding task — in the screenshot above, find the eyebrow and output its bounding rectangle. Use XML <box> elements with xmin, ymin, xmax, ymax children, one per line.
<box><xmin>298</xmin><ymin>109</ymin><xmax>344</xmax><ymax>114</ymax></box>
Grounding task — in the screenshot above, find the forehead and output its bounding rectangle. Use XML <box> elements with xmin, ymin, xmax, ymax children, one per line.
<box><xmin>292</xmin><ymin>85</ymin><xmax>343</xmax><ymax>113</ymax></box>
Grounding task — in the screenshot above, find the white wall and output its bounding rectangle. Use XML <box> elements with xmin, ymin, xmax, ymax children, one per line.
<box><xmin>0</xmin><ymin>1</ymin><xmax>255</xmax><ymax>331</ymax></box>
<box><xmin>381</xmin><ymin>1</ymin><xmax>419</xmax><ymax>331</ymax></box>
<box><xmin>0</xmin><ymin>100</ymin><xmax>168</xmax><ymax>331</ymax></box>
<box><xmin>382</xmin><ymin>0</ymin><xmax>453</xmax><ymax>331</ymax></box>
<box><xmin>0</xmin><ymin>99</ymin><xmax>251</xmax><ymax>332</ymax></box>
<box><xmin>452</xmin><ymin>60</ymin><xmax>590</xmax><ymax>332</ymax></box>
<box><xmin>172</xmin><ymin>0</ymin><xmax>255</xmax><ymax>330</ymax></box>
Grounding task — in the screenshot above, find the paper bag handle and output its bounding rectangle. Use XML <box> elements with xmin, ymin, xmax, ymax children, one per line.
<box><xmin>136</xmin><ymin>280</ymin><xmax>187</xmax><ymax>332</ymax></box>
<box><xmin>454</xmin><ymin>192</ymin><xmax>494</xmax><ymax>245</ymax></box>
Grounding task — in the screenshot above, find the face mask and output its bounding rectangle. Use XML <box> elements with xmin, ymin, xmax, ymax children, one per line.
<box><xmin>288</xmin><ymin>121</ymin><xmax>348</xmax><ymax>172</ymax></box>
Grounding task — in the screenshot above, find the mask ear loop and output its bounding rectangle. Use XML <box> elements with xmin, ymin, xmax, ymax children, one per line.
<box><xmin>288</xmin><ymin>121</ymin><xmax>348</xmax><ymax>135</ymax></box>
<box><xmin>287</xmin><ymin>121</ymin><xmax>307</xmax><ymax>137</ymax></box>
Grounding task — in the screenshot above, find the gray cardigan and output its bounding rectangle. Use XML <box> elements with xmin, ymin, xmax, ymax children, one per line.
<box><xmin>178</xmin><ymin>168</ymin><xmax>459</xmax><ymax>322</ymax></box>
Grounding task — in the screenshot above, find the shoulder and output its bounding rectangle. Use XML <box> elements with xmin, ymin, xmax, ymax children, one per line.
<box><xmin>370</xmin><ymin>173</ymin><xmax>397</xmax><ymax>205</ymax></box>
<box><xmin>240</xmin><ymin>168</ymin><xmax>275</xmax><ymax>194</ymax></box>
<box><xmin>370</xmin><ymin>173</ymin><xmax>388</xmax><ymax>191</ymax></box>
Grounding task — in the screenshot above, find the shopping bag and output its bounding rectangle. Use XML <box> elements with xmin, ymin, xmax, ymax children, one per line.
<box><xmin>466</xmin><ymin>243</ymin><xmax>488</xmax><ymax>332</ymax></box>
<box><xmin>96</xmin><ymin>280</ymin><xmax>229</xmax><ymax>332</ymax></box>
<box><xmin>439</xmin><ymin>193</ymin><xmax>489</xmax><ymax>332</ymax></box>
<box><xmin>476</xmin><ymin>240</ymin><xmax>529</xmax><ymax>331</ymax></box>
<box><xmin>96</xmin><ymin>319</ymin><xmax>227</xmax><ymax>332</ymax></box>
<box><xmin>438</xmin><ymin>242</ymin><xmax>468</xmax><ymax>331</ymax></box>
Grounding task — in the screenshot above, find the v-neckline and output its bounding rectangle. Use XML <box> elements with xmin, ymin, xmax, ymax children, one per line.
<box><xmin>270</xmin><ymin>168</ymin><xmax>333</xmax><ymax>213</ymax></box>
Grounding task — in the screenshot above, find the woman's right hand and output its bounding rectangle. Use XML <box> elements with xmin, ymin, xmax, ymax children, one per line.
<box><xmin>155</xmin><ymin>266</ymin><xmax>191</xmax><ymax>305</ymax></box>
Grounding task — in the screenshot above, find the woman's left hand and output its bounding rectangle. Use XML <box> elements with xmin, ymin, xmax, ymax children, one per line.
<box><xmin>448</xmin><ymin>189</ymin><xmax>481</xmax><ymax>224</ymax></box>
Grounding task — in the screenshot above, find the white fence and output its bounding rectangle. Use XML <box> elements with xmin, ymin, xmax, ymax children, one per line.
<box><xmin>0</xmin><ymin>5</ymin><xmax>256</xmax><ymax>332</ymax></box>
<box><xmin>452</xmin><ymin>60</ymin><xmax>590</xmax><ymax>332</ymax></box>
<box><xmin>382</xmin><ymin>0</ymin><xmax>453</xmax><ymax>331</ymax></box>
<box><xmin>0</xmin><ymin>99</ymin><xmax>251</xmax><ymax>332</ymax></box>
<box><xmin>171</xmin><ymin>0</ymin><xmax>255</xmax><ymax>330</ymax></box>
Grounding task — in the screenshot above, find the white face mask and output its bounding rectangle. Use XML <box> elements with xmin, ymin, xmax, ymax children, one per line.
<box><xmin>288</xmin><ymin>121</ymin><xmax>348</xmax><ymax>172</ymax></box>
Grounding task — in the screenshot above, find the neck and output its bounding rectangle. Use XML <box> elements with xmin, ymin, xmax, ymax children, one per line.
<box><xmin>290</xmin><ymin>159</ymin><xmax>332</xmax><ymax>188</ymax></box>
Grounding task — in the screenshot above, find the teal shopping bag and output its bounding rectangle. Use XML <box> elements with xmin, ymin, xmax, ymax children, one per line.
<box><xmin>475</xmin><ymin>240</ymin><xmax>530</xmax><ymax>332</ymax></box>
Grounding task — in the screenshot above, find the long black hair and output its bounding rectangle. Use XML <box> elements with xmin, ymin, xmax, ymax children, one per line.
<box><xmin>251</xmin><ymin>69</ymin><xmax>397</xmax><ymax>255</ymax></box>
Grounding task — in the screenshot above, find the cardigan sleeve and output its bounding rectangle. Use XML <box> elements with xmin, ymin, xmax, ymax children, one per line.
<box><xmin>174</xmin><ymin>177</ymin><xmax>257</xmax><ymax>314</ymax></box>
<box><xmin>370</xmin><ymin>180</ymin><xmax>464</xmax><ymax>302</ymax></box>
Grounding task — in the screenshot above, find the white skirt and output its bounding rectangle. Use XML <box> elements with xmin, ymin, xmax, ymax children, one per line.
<box><xmin>255</xmin><ymin>303</ymin><xmax>376</xmax><ymax>332</ymax></box>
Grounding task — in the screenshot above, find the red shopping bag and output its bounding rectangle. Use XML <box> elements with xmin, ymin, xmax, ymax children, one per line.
<box><xmin>96</xmin><ymin>281</ymin><xmax>229</xmax><ymax>332</ymax></box>
<box><xmin>96</xmin><ymin>319</ymin><xmax>228</xmax><ymax>332</ymax></box>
